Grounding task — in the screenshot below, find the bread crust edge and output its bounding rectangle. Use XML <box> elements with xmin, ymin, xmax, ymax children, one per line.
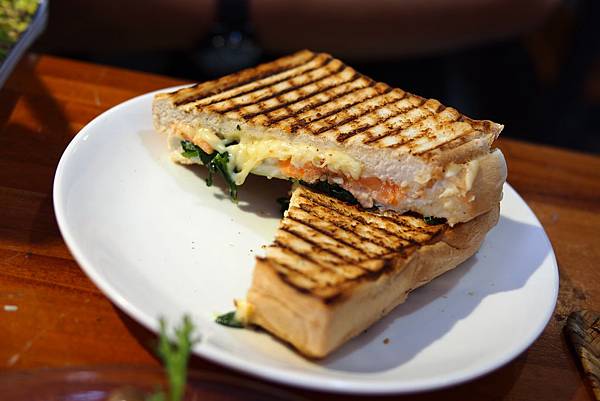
<box><xmin>247</xmin><ymin>204</ymin><xmax>500</xmax><ymax>358</ymax></box>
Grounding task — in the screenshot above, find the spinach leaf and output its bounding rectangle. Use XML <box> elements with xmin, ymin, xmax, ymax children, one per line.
<box><xmin>180</xmin><ymin>140</ymin><xmax>198</xmax><ymax>154</ymax></box>
<box><xmin>215</xmin><ymin>311</ymin><xmax>244</xmax><ymax>328</ymax></box>
<box><xmin>209</xmin><ymin>152</ymin><xmax>238</xmax><ymax>200</ymax></box>
<box><xmin>180</xmin><ymin>150</ymin><xmax>198</xmax><ymax>158</ymax></box>
<box><xmin>180</xmin><ymin>140</ymin><xmax>238</xmax><ymax>201</ymax></box>
<box><xmin>181</xmin><ymin>140</ymin><xmax>213</xmax><ymax>165</ymax></box>
<box><xmin>423</xmin><ymin>216</ymin><xmax>447</xmax><ymax>225</ymax></box>
<box><xmin>300</xmin><ymin>180</ymin><xmax>359</xmax><ymax>205</ymax></box>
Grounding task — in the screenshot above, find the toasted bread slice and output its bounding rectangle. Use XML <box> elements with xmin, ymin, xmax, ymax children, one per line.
<box><xmin>153</xmin><ymin>50</ymin><xmax>506</xmax><ymax>224</ymax></box>
<box><xmin>244</xmin><ymin>185</ymin><xmax>499</xmax><ymax>358</ymax></box>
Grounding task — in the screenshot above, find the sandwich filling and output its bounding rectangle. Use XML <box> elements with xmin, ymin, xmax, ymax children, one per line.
<box><xmin>167</xmin><ymin>123</ymin><xmax>485</xmax><ymax>220</ymax></box>
<box><xmin>169</xmin><ymin>123</ymin><xmax>361</xmax><ymax>183</ymax></box>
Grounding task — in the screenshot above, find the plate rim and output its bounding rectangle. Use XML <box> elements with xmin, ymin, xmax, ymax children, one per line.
<box><xmin>53</xmin><ymin>87</ymin><xmax>559</xmax><ymax>394</ymax></box>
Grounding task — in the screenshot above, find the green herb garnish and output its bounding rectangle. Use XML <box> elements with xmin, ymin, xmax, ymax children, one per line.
<box><xmin>215</xmin><ymin>311</ymin><xmax>244</xmax><ymax>328</ymax></box>
<box><xmin>150</xmin><ymin>316</ymin><xmax>197</xmax><ymax>401</ymax></box>
<box><xmin>180</xmin><ymin>150</ymin><xmax>198</xmax><ymax>159</ymax></box>
<box><xmin>181</xmin><ymin>140</ymin><xmax>212</xmax><ymax>165</ymax></box>
<box><xmin>209</xmin><ymin>152</ymin><xmax>237</xmax><ymax>200</ymax></box>
<box><xmin>423</xmin><ymin>216</ymin><xmax>447</xmax><ymax>225</ymax></box>
<box><xmin>300</xmin><ymin>180</ymin><xmax>358</xmax><ymax>205</ymax></box>
<box><xmin>146</xmin><ymin>391</ymin><xmax>167</xmax><ymax>401</ymax></box>
<box><xmin>180</xmin><ymin>140</ymin><xmax>238</xmax><ymax>201</ymax></box>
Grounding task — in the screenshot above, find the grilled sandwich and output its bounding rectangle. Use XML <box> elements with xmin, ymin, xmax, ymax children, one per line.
<box><xmin>153</xmin><ymin>50</ymin><xmax>507</xmax><ymax>225</ymax></box>
<box><xmin>242</xmin><ymin>185</ymin><xmax>500</xmax><ymax>358</ymax></box>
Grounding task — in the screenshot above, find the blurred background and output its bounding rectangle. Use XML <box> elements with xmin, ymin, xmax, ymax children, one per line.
<box><xmin>33</xmin><ymin>0</ymin><xmax>600</xmax><ymax>153</ymax></box>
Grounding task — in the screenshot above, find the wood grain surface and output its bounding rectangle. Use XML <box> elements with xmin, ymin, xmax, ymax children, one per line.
<box><xmin>1</xmin><ymin>53</ymin><xmax>600</xmax><ymax>400</ymax></box>
<box><xmin>566</xmin><ymin>310</ymin><xmax>600</xmax><ymax>400</ymax></box>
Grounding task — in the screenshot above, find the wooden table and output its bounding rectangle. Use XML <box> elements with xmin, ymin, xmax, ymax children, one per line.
<box><xmin>1</xmin><ymin>53</ymin><xmax>599</xmax><ymax>400</ymax></box>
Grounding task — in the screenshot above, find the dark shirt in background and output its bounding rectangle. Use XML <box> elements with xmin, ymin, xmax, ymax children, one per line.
<box><xmin>39</xmin><ymin>0</ymin><xmax>600</xmax><ymax>154</ymax></box>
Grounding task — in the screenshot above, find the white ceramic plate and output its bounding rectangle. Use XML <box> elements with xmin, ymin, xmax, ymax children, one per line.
<box><xmin>54</xmin><ymin>87</ymin><xmax>559</xmax><ymax>394</ymax></box>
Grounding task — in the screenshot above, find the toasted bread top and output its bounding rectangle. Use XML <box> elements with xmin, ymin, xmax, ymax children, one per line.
<box><xmin>258</xmin><ymin>185</ymin><xmax>448</xmax><ymax>301</ymax></box>
<box><xmin>156</xmin><ymin>50</ymin><xmax>503</xmax><ymax>160</ymax></box>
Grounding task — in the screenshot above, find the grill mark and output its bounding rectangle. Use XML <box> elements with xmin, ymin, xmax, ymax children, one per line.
<box><xmin>377</xmin><ymin>213</ymin><xmax>443</xmax><ymax>236</ymax></box>
<box><xmin>413</xmin><ymin>128</ymin><xmax>477</xmax><ymax>155</ymax></box>
<box><xmin>296</xmin><ymin>203</ymin><xmax>398</xmax><ymax>252</ymax></box>
<box><xmin>311</xmin><ymin>91</ymin><xmax>407</xmax><ymax>138</ymax></box>
<box><xmin>266</xmin><ymin>192</ymin><xmax>448</xmax><ymax>293</ymax></box>
<box><xmin>336</xmin><ymin>98</ymin><xmax>424</xmax><ymax>143</ymax></box>
<box><xmin>398</xmin><ymin>128</ymin><xmax>434</xmax><ymax>149</ymax></box>
<box><xmin>321</xmin><ymin>256</ymin><xmax>403</xmax><ymax>303</ymax></box>
<box><xmin>265</xmin><ymin>74</ymin><xmax>366</xmax><ymax>128</ymax></box>
<box><xmin>273</xmin><ymin>239</ymin><xmax>331</xmax><ymax>271</ymax></box>
<box><xmin>414</xmin><ymin>225</ymin><xmax>448</xmax><ymax>248</ymax></box>
<box><xmin>394</xmin><ymin>111</ymin><xmax>464</xmax><ymax>149</ymax></box>
<box><xmin>272</xmin><ymin>240</ymin><xmax>408</xmax><ymax>293</ymax></box>
<box><xmin>393</xmin><ymin>115</ymin><xmax>462</xmax><ymax>154</ymax></box>
<box><xmin>239</xmin><ymin>66</ymin><xmax>355</xmax><ymax>120</ymax></box>
<box><xmin>279</xmin><ymin>226</ymin><xmax>367</xmax><ymax>267</ymax></box>
<box><xmin>265</xmin><ymin>78</ymin><xmax>378</xmax><ymax>128</ymax></box>
<box><xmin>197</xmin><ymin>56</ymin><xmax>333</xmax><ymax>108</ymax></box>
<box><xmin>274</xmin><ymin>271</ymin><xmax>316</xmax><ymax>295</ymax></box>
<box><xmin>299</xmin><ymin>193</ymin><xmax>415</xmax><ymax>236</ymax></box>
<box><xmin>274</xmin><ymin>272</ymin><xmax>311</xmax><ymax>294</ymax></box>
<box><xmin>286</xmin><ymin>215</ymin><xmax>375</xmax><ymax>257</ymax></box>
<box><xmin>273</xmin><ymin>239</ymin><xmax>359</xmax><ymax>280</ymax></box>
<box><xmin>363</xmin><ymin>111</ymin><xmax>433</xmax><ymax>145</ymax></box>
<box><xmin>435</xmin><ymin>130</ymin><xmax>481</xmax><ymax>152</ymax></box>
<box><xmin>289</xmin><ymin>84</ymin><xmax>392</xmax><ymax>131</ymax></box>
<box><xmin>266</xmin><ymin>219</ymin><xmax>449</xmax><ymax>296</ymax></box>
<box><xmin>375</xmin><ymin>124</ymin><xmax>433</xmax><ymax>148</ymax></box>
<box><xmin>335</xmin><ymin>124</ymin><xmax>373</xmax><ymax>143</ymax></box>
<box><xmin>299</xmin><ymin>194</ymin><xmax>424</xmax><ymax>246</ymax></box>
<box><xmin>370</xmin><ymin>215</ymin><xmax>438</xmax><ymax>239</ymax></box>
<box><xmin>210</xmin><ymin>58</ymin><xmax>339</xmax><ymax>113</ymax></box>
<box><xmin>174</xmin><ymin>52</ymin><xmax>318</xmax><ymax>106</ymax></box>
<box><xmin>269</xmin><ymin>259</ymin><xmax>319</xmax><ymax>286</ymax></box>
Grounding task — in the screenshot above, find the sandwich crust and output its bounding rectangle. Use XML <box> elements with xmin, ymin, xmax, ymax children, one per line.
<box><xmin>245</xmin><ymin>186</ymin><xmax>500</xmax><ymax>358</ymax></box>
<box><xmin>153</xmin><ymin>50</ymin><xmax>506</xmax><ymax>224</ymax></box>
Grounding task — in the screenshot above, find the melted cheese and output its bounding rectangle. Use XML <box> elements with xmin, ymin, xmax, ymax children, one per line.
<box><xmin>228</xmin><ymin>136</ymin><xmax>362</xmax><ymax>185</ymax></box>
<box><xmin>176</xmin><ymin>124</ymin><xmax>229</xmax><ymax>153</ymax></box>
<box><xmin>443</xmin><ymin>159</ymin><xmax>481</xmax><ymax>195</ymax></box>
<box><xmin>171</xmin><ymin>125</ymin><xmax>363</xmax><ymax>186</ymax></box>
<box><xmin>234</xmin><ymin>299</ymin><xmax>254</xmax><ymax>325</ymax></box>
<box><xmin>464</xmin><ymin>159</ymin><xmax>480</xmax><ymax>191</ymax></box>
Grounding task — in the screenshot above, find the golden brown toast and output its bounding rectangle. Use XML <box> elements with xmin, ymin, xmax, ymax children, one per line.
<box><xmin>158</xmin><ymin>50</ymin><xmax>500</xmax><ymax>156</ymax></box>
<box><xmin>245</xmin><ymin>185</ymin><xmax>500</xmax><ymax>358</ymax></box>
<box><xmin>153</xmin><ymin>50</ymin><xmax>506</xmax><ymax>224</ymax></box>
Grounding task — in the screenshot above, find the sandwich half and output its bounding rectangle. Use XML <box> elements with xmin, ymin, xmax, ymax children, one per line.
<box><xmin>153</xmin><ymin>50</ymin><xmax>507</xmax><ymax>225</ymax></box>
<box><xmin>243</xmin><ymin>185</ymin><xmax>500</xmax><ymax>358</ymax></box>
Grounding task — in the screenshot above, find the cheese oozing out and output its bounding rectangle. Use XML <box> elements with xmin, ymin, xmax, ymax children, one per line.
<box><xmin>234</xmin><ymin>298</ymin><xmax>254</xmax><ymax>326</ymax></box>
<box><xmin>168</xmin><ymin>124</ymin><xmax>363</xmax><ymax>185</ymax></box>
<box><xmin>167</xmin><ymin>124</ymin><xmax>485</xmax><ymax>221</ymax></box>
